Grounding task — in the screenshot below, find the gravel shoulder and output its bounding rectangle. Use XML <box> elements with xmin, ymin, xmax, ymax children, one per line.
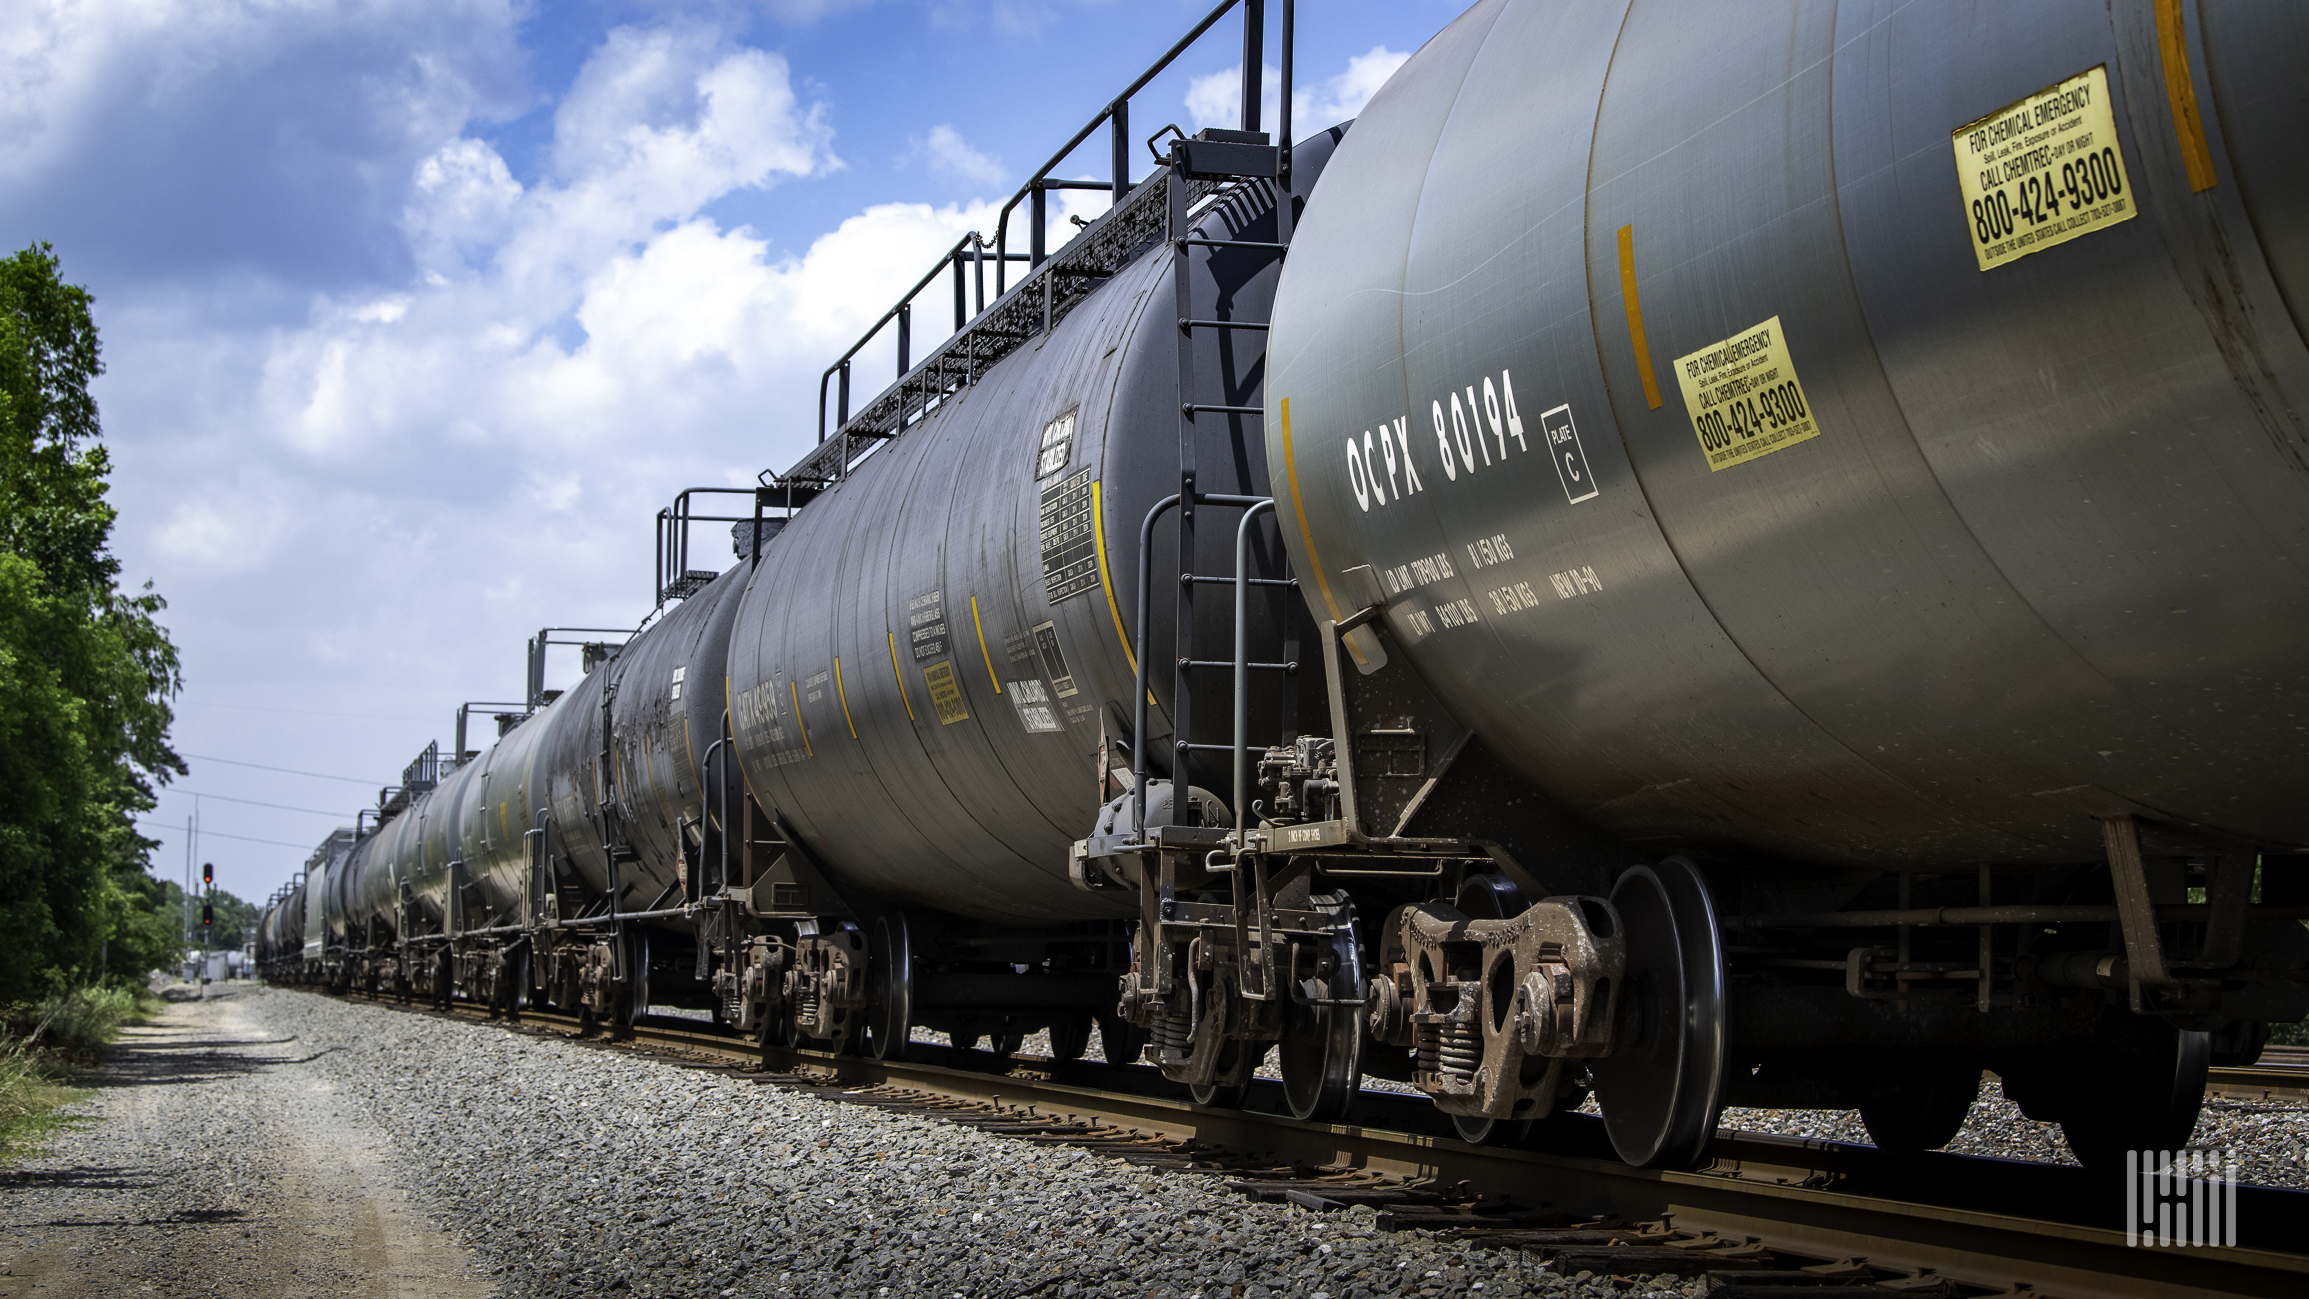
<box><xmin>0</xmin><ymin>990</ymin><xmax>1659</xmax><ymax>1299</ymax></box>
<box><xmin>13</xmin><ymin>987</ymin><xmax>2298</xmax><ymax>1299</ymax></box>
<box><xmin>0</xmin><ymin>984</ymin><xmax>492</xmax><ymax>1299</ymax></box>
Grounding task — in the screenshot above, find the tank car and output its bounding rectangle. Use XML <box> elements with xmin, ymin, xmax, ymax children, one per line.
<box><xmin>260</xmin><ymin>0</ymin><xmax>2309</xmax><ymax>1172</ymax></box>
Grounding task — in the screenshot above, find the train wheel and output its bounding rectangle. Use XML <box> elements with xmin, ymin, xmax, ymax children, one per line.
<box><xmin>1860</xmin><ymin>1061</ymin><xmax>1981</xmax><ymax>1154</ymax></box>
<box><xmin>1451</xmin><ymin>1114</ymin><xmax>1533</xmax><ymax>1146</ymax></box>
<box><xmin>864</xmin><ymin>913</ymin><xmax>913</xmax><ymax>1062</ymax></box>
<box><xmin>1048</xmin><ymin>1014</ymin><xmax>1093</xmax><ymax>1064</ymax></box>
<box><xmin>1188</xmin><ymin>1040</ymin><xmax>1251</xmax><ymax>1108</ymax></box>
<box><xmin>2057</xmin><ymin>1026</ymin><xmax>2210</xmax><ymax>1171</ymax></box>
<box><xmin>1589</xmin><ymin>857</ymin><xmax>1727</xmax><ymax>1169</ymax></box>
<box><xmin>1096</xmin><ymin>1014</ymin><xmax>1150</xmax><ymax>1066</ymax></box>
<box><xmin>1278</xmin><ymin>892</ymin><xmax>1364</xmax><ymax>1123</ymax></box>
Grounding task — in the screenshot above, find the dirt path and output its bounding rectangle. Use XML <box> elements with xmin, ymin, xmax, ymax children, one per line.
<box><xmin>0</xmin><ymin>986</ymin><xmax>493</xmax><ymax>1299</ymax></box>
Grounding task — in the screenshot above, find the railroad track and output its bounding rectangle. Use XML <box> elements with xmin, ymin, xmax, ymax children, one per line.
<box><xmin>335</xmin><ymin>992</ymin><xmax>2306</xmax><ymax>1299</ymax></box>
<box><xmin>2208</xmin><ymin>1046</ymin><xmax>2309</xmax><ymax>1098</ymax></box>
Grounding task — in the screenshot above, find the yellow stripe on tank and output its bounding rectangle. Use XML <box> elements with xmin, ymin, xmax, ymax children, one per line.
<box><xmin>970</xmin><ymin>595</ymin><xmax>1001</xmax><ymax>693</ymax></box>
<box><xmin>888</xmin><ymin>633</ymin><xmax>916</xmax><ymax>721</ymax></box>
<box><xmin>834</xmin><ymin>656</ymin><xmax>858</xmax><ymax>738</ymax></box>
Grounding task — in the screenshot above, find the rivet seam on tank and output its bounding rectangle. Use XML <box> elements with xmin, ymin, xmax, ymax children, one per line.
<box><xmin>1951</xmin><ymin>66</ymin><xmax>2137</xmax><ymax>272</ymax></box>
<box><xmin>1673</xmin><ymin>317</ymin><xmax>1820</xmax><ymax>473</ymax></box>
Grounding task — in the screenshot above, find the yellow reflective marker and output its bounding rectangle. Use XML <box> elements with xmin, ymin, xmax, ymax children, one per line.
<box><xmin>2155</xmin><ymin>1</ymin><xmax>2218</xmax><ymax>193</ymax></box>
<box><xmin>970</xmin><ymin>595</ymin><xmax>1001</xmax><ymax>693</ymax></box>
<box><xmin>1617</xmin><ymin>225</ymin><xmax>1664</xmax><ymax>410</ymax></box>
<box><xmin>887</xmin><ymin>633</ymin><xmax>915</xmax><ymax>721</ymax></box>
<box><xmin>833</xmin><ymin>656</ymin><xmax>858</xmax><ymax>738</ymax></box>
<box><xmin>788</xmin><ymin>680</ymin><xmax>812</xmax><ymax>757</ymax></box>
<box><xmin>1277</xmin><ymin>397</ymin><xmax>1366</xmax><ymax>667</ymax></box>
<box><xmin>1092</xmin><ymin>479</ymin><xmax>1135</xmax><ymax>674</ymax></box>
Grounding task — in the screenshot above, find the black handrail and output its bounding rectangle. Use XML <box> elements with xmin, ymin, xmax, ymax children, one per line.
<box><xmin>991</xmin><ymin>0</ymin><xmax>1253</xmax><ymax>298</ymax></box>
<box><xmin>811</xmin><ymin>0</ymin><xmax>1272</xmax><ymax>453</ymax></box>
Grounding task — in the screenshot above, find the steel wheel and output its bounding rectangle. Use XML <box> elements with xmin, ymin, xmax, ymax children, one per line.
<box><xmin>1095</xmin><ymin>1013</ymin><xmax>1148</xmax><ymax>1066</ymax></box>
<box><xmin>1452</xmin><ymin>1113</ymin><xmax>1533</xmax><ymax>1146</ymax></box>
<box><xmin>1277</xmin><ymin>892</ymin><xmax>1365</xmax><ymax>1123</ymax></box>
<box><xmin>865</xmin><ymin>912</ymin><xmax>913</xmax><ymax>1062</ymax></box>
<box><xmin>1589</xmin><ymin>857</ymin><xmax>1727</xmax><ymax>1169</ymax></box>
<box><xmin>1048</xmin><ymin>1014</ymin><xmax>1093</xmax><ymax>1064</ymax></box>
<box><xmin>1188</xmin><ymin>1039</ymin><xmax>1251</xmax><ymax>1108</ymax></box>
<box><xmin>2058</xmin><ymin>1026</ymin><xmax>2210</xmax><ymax>1171</ymax></box>
<box><xmin>1860</xmin><ymin>1061</ymin><xmax>1980</xmax><ymax>1154</ymax></box>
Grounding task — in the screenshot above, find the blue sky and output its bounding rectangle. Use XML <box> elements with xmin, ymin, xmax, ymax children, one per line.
<box><xmin>2</xmin><ymin>0</ymin><xmax>1469</xmax><ymax>915</ymax></box>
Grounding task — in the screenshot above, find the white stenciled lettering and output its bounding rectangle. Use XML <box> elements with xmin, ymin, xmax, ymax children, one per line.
<box><xmin>1464</xmin><ymin>534</ymin><xmax>1515</xmax><ymax>570</ymax></box>
<box><xmin>1326</xmin><ymin>369</ymin><xmax>1570</xmax><ymax>514</ymax></box>
<box><xmin>1452</xmin><ymin>391</ymin><xmax>1487</xmax><ymax>467</ymax></box>
<box><xmin>1548</xmin><ymin>565</ymin><xmax>1603</xmax><ymax>600</ymax></box>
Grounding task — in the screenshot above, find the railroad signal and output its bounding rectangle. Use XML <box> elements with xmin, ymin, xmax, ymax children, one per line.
<box><xmin>202</xmin><ymin>903</ymin><xmax>213</xmax><ymax>926</ymax></box>
<box><xmin>203</xmin><ymin>861</ymin><xmax>214</xmax><ymax>887</ymax></box>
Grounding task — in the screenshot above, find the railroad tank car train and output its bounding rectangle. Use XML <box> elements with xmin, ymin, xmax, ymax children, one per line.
<box><xmin>260</xmin><ymin>0</ymin><xmax>2309</xmax><ymax>1171</ymax></box>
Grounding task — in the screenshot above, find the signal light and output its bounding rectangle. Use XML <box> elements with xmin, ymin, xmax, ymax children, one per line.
<box><xmin>203</xmin><ymin>862</ymin><xmax>214</xmax><ymax>886</ymax></box>
<box><xmin>202</xmin><ymin>904</ymin><xmax>213</xmax><ymax>926</ymax></box>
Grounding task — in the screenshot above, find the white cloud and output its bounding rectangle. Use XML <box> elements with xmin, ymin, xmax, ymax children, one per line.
<box><xmin>907</xmin><ymin>123</ymin><xmax>1006</xmax><ymax>188</ymax></box>
<box><xmin>1185</xmin><ymin>46</ymin><xmax>1410</xmax><ymax>134</ymax></box>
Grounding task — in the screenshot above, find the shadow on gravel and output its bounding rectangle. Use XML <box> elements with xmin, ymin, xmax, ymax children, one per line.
<box><xmin>0</xmin><ymin>1166</ymin><xmax>154</xmax><ymax>1192</ymax></box>
<box><xmin>28</xmin><ymin>1206</ymin><xmax>250</xmax><ymax>1229</ymax></box>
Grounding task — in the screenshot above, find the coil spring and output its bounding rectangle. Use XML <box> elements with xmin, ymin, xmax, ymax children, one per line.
<box><xmin>793</xmin><ymin>985</ymin><xmax>820</xmax><ymax>1026</ymax></box>
<box><xmin>1436</xmin><ymin>1023</ymin><xmax>1482</xmax><ymax>1081</ymax></box>
<box><xmin>1152</xmin><ymin>1014</ymin><xmax>1190</xmax><ymax>1056</ymax></box>
<box><xmin>1414</xmin><ymin>1022</ymin><xmax>1442</xmax><ymax>1075</ymax></box>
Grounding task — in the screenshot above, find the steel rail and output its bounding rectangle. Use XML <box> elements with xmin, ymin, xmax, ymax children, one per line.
<box><xmin>317</xmin><ymin>990</ymin><xmax>2309</xmax><ymax>1299</ymax></box>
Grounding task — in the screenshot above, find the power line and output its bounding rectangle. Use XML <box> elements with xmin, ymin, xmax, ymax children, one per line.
<box><xmin>158</xmin><ymin>789</ymin><xmax>355</xmax><ymax>818</ymax></box>
<box><xmin>183</xmin><ymin>753</ymin><xmax>380</xmax><ymax>785</ymax></box>
<box><xmin>177</xmin><ymin>701</ymin><xmax>427</xmax><ymax>723</ymax></box>
<box><xmin>136</xmin><ymin>821</ymin><xmax>319</xmax><ymax>851</ymax></box>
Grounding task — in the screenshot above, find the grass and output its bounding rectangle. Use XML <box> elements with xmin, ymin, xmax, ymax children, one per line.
<box><xmin>0</xmin><ymin>985</ymin><xmax>153</xmax><ymax>1162</ymax></box>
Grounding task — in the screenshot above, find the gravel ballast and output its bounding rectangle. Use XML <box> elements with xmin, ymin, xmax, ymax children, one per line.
<box><xmin>9</xmin><ymin>988</ymin><xmax>2304</xmax><ymax>1299</ymax></box>
<box><xmin>13</xmin><ymin>989</ymin><xmax>1674</xmax><ymax>1299</ymax></box>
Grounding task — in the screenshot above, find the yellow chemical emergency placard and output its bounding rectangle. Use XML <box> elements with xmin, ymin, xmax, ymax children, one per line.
<box><xmin>1952</xmin><ymin>66</ymin><xmax>2135</xmax><ymax>272</ymax></box>
<box><xmin>1674</xmin><ymin>316</ymin><xmax>1821</xmax><ymax>472</ymax></box>
<box><xmin>922</xmin><ymin>660</ymin><xmax>970</xmax><ymax>725</ymax></box>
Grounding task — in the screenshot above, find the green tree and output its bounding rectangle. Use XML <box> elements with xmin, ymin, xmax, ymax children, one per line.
<box><xmin>0</xmin><ymin>242</ymin><xmax>183</xmax><ymax>1001</ymax></box>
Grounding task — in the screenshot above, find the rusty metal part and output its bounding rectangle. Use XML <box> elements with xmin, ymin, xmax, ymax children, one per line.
<box><xmin>1391</xmin><ymin>896</ymin><xmax>1621</xmax><ymax>1122</ymax></box>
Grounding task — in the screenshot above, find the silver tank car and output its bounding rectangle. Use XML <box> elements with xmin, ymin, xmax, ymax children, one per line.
<box><xmin>725</xmin><ymin>130</ymin><xmax>1345</xmax><ymax>925</ymax></box>
<box><xmin>1264</xmin><ymin>0</ymin><xmax>2309</xmax><ymax>868</ymax></box>
<box><xmin>543</xmin><ymin>563</ymin><xmax>751</xmax><ymax>916</ymax></box>
<box><xmin>455</xmin><ymin>706</ymin><xmax>559</xmax><ymax>928</ymax></box>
